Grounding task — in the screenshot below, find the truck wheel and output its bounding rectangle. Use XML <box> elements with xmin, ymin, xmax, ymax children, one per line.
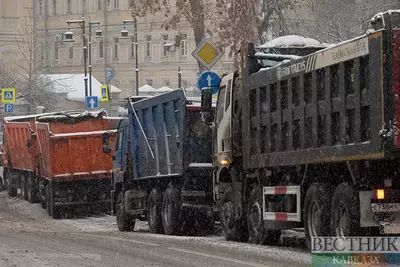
<box><xmin>116</xmin><ymin>192</ymin><xmax>135</xmax><ymax>231</ymax></box>
<box><xmin>331</xmin><ymin>183</ymin><xmax>361</xmax><ymax>238</ymax></box>
<box><xmin>220</xmin><ymin>189</ymin><xmax>249</xmax><ymax>242</ymax></box>
<box><xmin>49</xmin><ymin>185</ymin><xmax>61</xmax><ymax>219</ymax></box>
<box><xmin>148</xmin><ymin>188</ymin><xmax>164</xmax><ymax>234</ymax></box>
<box><xmin>247</xmin><ymin>186</ymin><xmax>281</xmax><ymax>245</ymax></box>
<box><xmin>46</xmin><ymin>185</ymin><xmax>51</xmax><ymax>216</ymax></box>
<box><xmin>20</xmin><ymin>174</ymin><xmax>28</xmax><ymax>201</ymax></box>
<box><xmin>161</xmin><ymin>183</ymin><xmax>182</xmax><ymax>235</ymax></box>
<box><xmin>7</xmin><ymin>172</ymin><xmax>17</xmax><ymax>197</ymax></box>
<box><xmin>26</xmin><ymin>174</ymin><xmax>38</xmax><ymax>203</ymax></box>
<box><xmin>304</xmin><ymin>183</ymin><xmax>333</xmax><ymax>250</ymax></box>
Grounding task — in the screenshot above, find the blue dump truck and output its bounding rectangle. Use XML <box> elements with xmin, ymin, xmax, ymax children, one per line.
<box><xmin>102</xmin><ymin>89</ymin><xmax>216</xmax><ymax>235</ymax></box>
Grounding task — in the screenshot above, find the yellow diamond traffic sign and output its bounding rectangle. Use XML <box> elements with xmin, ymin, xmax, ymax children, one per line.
<box><xmin>192</xmin><ymin>38</ymin><xmax>224</xmax><ymax>70</ymax></box>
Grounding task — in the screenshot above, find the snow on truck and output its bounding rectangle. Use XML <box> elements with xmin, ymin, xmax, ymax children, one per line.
<box><xmin>3</xmin><ymin>110</ymin><xmax>117</xmax><ymax>218</ymax></box>
<box><xmin>102</xmin><ymin>91</ymin><xmax>216</xmax><ymax>235</ymax></box>
<box><xmin>200</xmin><ymin>10</ymin><xmax>400</xmax><ymax>249</ymax></box>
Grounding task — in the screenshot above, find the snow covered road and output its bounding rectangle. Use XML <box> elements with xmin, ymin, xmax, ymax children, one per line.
<box><xmin>0</xmin><ymin>191</ymin><xmax>311</xmax><ymax>267</ymax></box>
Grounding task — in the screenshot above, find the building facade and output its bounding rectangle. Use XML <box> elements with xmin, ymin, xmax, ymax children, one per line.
<box><xmin>34</xmin><ymin>0</ymin><xmax>235</xmax><ymax>98</ymax></box>
<box><xmin>0</xmin><ymin>0</ymin><xmax>32</xmax><ymax>65</ymax></box>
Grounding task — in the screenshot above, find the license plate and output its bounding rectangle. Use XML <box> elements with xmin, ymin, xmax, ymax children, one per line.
<box><xmin>371</xmin><ymin>203</ymin><xmax>400</xmax><ymax>212</ymax></box>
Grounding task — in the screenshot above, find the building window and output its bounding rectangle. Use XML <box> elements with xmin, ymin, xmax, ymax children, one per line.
<box><xmin>114</xmin><ymin>38</ymin><xmax>119</xmax><ymax>59</ymax></box>
<box><xmin>145</xmin><ymin>78</ymin><xmax>153</xmax><ymax>86</ymax></box>
<box><xmin>83</xmin><ymin>0</ymin><xmax>87</xmax><ymax>12</ymax></box>
<box><xmin>113</xmin><ymin>0</ymin><xmax>119</xmax><ymax>9</ymax></box>
<box><xmin>130</xmin><ymin>37</ymin><xmax>135</xmax><ymax>58</ymax></box>
<box><xmin>69</xmin><ymin>45</ymin><xmax>74</xmax><ymax>59</ymax></box>
<box><xmin>97</xmin><ymin>0</ymin><xmax>102</xmax><ymax>11</ymax></box>
<box><xmin>162</xmin><ymin>34</ymin><xmax>169</xmax><ymax>57</ymax></box>
<box><xmin>67</xmin><ymin>0</ymin><xmax>72</xmax><ymax>13</ymax></box>
<box><xmin>39</xmin><ymin>0</ymin><xmax>43</xmax><ymax>15</ymax></box>
<box><xmin>146</xmin><ymin>35</ymin><xmax>152</xmax><ymax>58</ymax></box>
<box><xmin>52</xmin><ymin>0</ymin><xmax>57</xmax><ymax>15</ymax></box>
<box><xmin>180</xmin><ymin>34</ymin><xmax>187</xmax><ymax>56</ymax></box>
<box><xmin>54</xmin><ymin>41</ymin><xmax>59</xmax><ymax>60</ymax></box>
<box><xmin>99</xmin><ymin>40</ymin><xmax>104</xmax><ymax>58</ymax></box>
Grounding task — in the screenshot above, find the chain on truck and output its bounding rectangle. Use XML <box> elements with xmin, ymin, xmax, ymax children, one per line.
<box><xmin>201</xmin><ymin>10</ymin><xmax>400</xmax><ymax>250</ymax></box>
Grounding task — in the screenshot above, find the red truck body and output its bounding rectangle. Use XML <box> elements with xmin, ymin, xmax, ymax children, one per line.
<box><xmin>2</xmin><ymin>110</ymin><xmax>117</xmax><ymax>218</ymax></box>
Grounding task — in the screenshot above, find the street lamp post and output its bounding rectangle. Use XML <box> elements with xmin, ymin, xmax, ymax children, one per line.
<box><xmin>64</xmin><ymin>17</ymin><xmax>102</xmax><ymax>98</ymax></box>
<box><xmin>88</xmin><ymin>19</ymin><xmax>101</xmax><ymax>96</ymax></box>
<box><xmin>121</xmin><ymin>18</ymin><xmax>139</xmax><ymax>96</ymax></box>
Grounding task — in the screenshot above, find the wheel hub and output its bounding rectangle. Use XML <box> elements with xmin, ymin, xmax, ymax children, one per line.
<box><xmin>249</xmin><ymin>202</ymin><xmax>262</xmax><ymax>230</ymax></box>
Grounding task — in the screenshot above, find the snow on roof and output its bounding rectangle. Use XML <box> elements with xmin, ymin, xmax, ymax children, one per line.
<box><xmin>255</xmin><ymin>52</ymin><xmax>303</xmax><ymax>60</ymax></box>
<box><xmin>260</xmin><ymin>35</ymin><xmax>324</xmax><ymax>48</ymax></box>
<box><xmin>4</xmin><ymin>112</ymin><xmax>60</xmax><ymax>121</ymax></box>
<box><xmin>138</xmin><ymin>84</ymin><xmax>156</xmax><ymax>92</ymax></box>
<box><xmin>157</xmin><ymin>86</ymin><xmax>173</xmax><ymax>92</ymax></box>
<box><xmin>36</xmin><ymin>109</ymin><xmax>107</xmax><ymax>121</ymax></box>
<box><xmin>44</xmin><ymin>74</ymin><xmax>122</xmax><ymax>102</ymax></box>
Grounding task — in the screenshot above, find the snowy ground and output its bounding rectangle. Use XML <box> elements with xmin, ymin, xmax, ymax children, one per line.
<box><xmin>6</xmin><ymin>194</ymin><xmax>306</xmax><ymax>249</ymax></box>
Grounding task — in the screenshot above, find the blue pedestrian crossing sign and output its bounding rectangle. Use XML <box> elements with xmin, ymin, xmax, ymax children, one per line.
<box><xmin>198</xmin><ymin>71</ymin><xmax>220</xmax><ymax>95</ymax></box>
<box><xmin>4</xmin><ymin>103</ymin><xmax>14</xmax><ymax>113</ymax></box>
<box><xmin>100</xmin><ymin>85</ymin><xmax>109</xmax><ymax>102</ymax></box>
<box><xmin>86</xmin><ymin>96</ymin><xmax>99</xmax><ymax>109</ymax></box>
<box><xmin>2</xmin><ymin>88</ymin><xmax>16</xmax><ymax>103</ymax></box>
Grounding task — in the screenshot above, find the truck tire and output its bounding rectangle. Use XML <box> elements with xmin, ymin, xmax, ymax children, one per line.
<box><xmin>304</xmin><ymin>183</ymin><xmax>333</xmax><ymax>250</ymax></box>
<box><xmin>148</xmin><ymin>188</ymin><xmax>164</xmax><ymax>234</ymax></box>
<box><xmin>116</xmin><ymin>191</ymin><xmax>135</xmax><ymax>231</ymax></box>
<box><xmin>247</xmin><ymin>186</ymin><xmax>281</xmax><ymax>245</ymax></box>
<box><xmin>161</xmin><ymin>183</ymin><xmax>182</xmax><ymax>235</ymax></box>
<box><xmin>20</xmin><ymin>174</ymin><xmax>28</xmax><ymax>200</ymax></box>
<box><xmin>7</xmin><ymin>172</ymin><xmax>17</xmax><ymax>197</ymax></box>
<box><xmin>46</xmin><ymin>185</ymin><xmax>51</xmax><ymax>216</ymax></box>
<box><xmin>46</xmin><ymin>184</ymin><xmax>61</xmax><ymax>219</ymax></box>
<box><xmin>40</xmin><ymin>181</ymin><xmax>47</xmax><ymax>209</ymax></box>
<box><xmin>220</xmin><ymin>189</ymin><xmax>249</xmax><ymax>242</ymax></box>
<box><xmin>331</xmin><ymin>183</ymin><xmax>361</xmax><ymax>238</ymax></box>
<box><xmin>26</xmin><ymin>174</ymin><xmax>37</xmax><ymax>203</ymax></box>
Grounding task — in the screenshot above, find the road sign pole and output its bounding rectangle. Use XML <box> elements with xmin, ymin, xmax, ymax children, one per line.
<box><xmin>178</xmin><ymin>66</ymin><xmax>182</xmax><ymax>89</ymax></box>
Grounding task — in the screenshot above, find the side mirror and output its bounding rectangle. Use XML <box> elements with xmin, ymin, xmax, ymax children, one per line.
<box><xmin>201</xmin><ymin>88</ymin><xmax>212</xmax><ymax>113</ymax></box>
<box><xmin>102</xmin><ymin>132</ymin><xmax>111</xmax><ymax>154</ymax></box>
<box><xmin>201</xmin><ymin>112</ymin><xmax>213</xmax><ymax>124</ymax></box>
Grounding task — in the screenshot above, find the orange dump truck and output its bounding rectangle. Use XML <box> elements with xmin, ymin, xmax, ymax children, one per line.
<box><xmin>2</xmin><ymin>110</ymin><xmax>117</xmax><ymax>218</ymax></box>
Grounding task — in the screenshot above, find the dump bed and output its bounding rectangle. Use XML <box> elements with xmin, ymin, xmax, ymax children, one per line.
<box><xmin>241</xmin><ymin>32</ymin><xmax>385</xmax><ymax>169</ymax></box>
<box><xmin>2</xmin><ymin>121</ymin><xmax>36</xmax><ymax>172</ymax></box>
<box><xmin>127</xmin><ymin>89</ymin><xmax>213</xmax><ymax>179</ymax></box>
<box><xmin>36</xmin><ymin>122</ymin><xmax>116</xmax><ymax>181</ymax></box>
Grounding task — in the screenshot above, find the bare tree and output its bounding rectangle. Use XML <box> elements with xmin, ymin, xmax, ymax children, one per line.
<box><xmin>216</xmin><ymin>0</ymin><xmax>294</xmax><ymax>66</ymax></box>
<box><xmin>293</xmin><ymin>0</ymin><xmax>400</xmax><ymax>43</ymax></box>
<box><xmin>6</xmin><ymin>10</ymin><xmax>62</xmax><ymax>111</ymax></box>
<box><xmin>131</xmin><ymin>0</ymin><xmax>217</xmax><ymax>72</ymax></box>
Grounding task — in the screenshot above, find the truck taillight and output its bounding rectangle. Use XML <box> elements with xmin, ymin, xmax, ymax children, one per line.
<box><xmin>375</xmin><ymin>189</ymin><xmax>385</xmax><ymax>200</ymax></box>
<box><xmin>393</xmin><ymin>31</ymin><xmax>400</xmax><ymax>147</ymax></box>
